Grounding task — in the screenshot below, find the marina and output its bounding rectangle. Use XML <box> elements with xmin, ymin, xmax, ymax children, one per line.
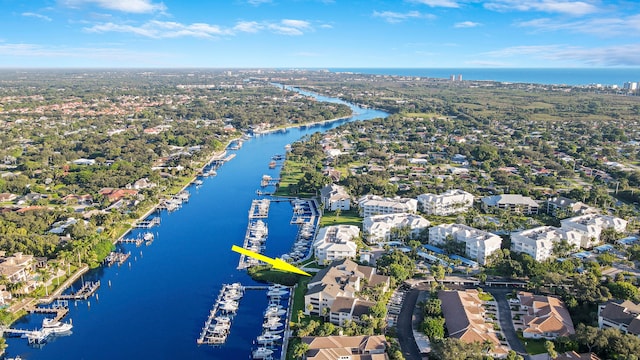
<box><xmin>260</xmin><ymin>175</ymin><xmax>280</xmax><ymax>187</ymax></box>
<box><xmin>237</xmin><ymin>219</ymin><xmax>269</xmax><ymax>269</ymax></box>
<box><xmin>117</xmin><ymin>231</ymin><xmax>154</xmax><ymax>246</ymax></box>
<box><xmin>197</xmin><ymin>283</ymin><xmax>245</xmax><ymax>346</ymax></box>
<box><xmin>249</xmin><ymin>199</ymin><xmax>271</xmax><ymax>219</ymax></box>
<box><xmin>1</xmin><ymin>86</ymin><xmax>389</xmax><ymax>360</ymax></box>
<box><xmin>251</xmin><ymin>284</ymin><xmax>292</xmax><ymax>360</ymax></box>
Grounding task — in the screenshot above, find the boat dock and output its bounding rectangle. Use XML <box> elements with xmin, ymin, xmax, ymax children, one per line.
<box><xmin>117</xmin><ymin>232</ymin><xmax>154</xmax><ymax>246</ymax></box>
<box><xmin>249</xmin><ymin>199</ymin><xmax>270</xmax><ymax>219</ymax></box>
<box><xmin>56</xmin><ymin>281</ymin><xmax>100</xmax><ymax>301</ymax></box>
<box><xmin>260</xmin><ymin>175</ymin><xmax>280</xmax><ymax>187</ymax></box>
<box><xmin>26</xmin><ymin>301</ymin><xmax>69</xmax><ymax>322</ymax></box>
<box><xmin>251</xmin><ymin>284</ymin><xmax>292</xmax><ymax>359</ymax></box>
<box><xmin>197</xmin><ymin>283</ymin><xmax>244</xmax><ymax>346</ymax></box>
<box><xmin>237</xmin><ymin>219</ymin><xmax>269</xmax><ymax>269</ymax></box>
<box><xmin>290</xmin><ymin>199</ymin><xmax>319</xmax><ymax>225</ymax></box>
<box><xmin>104</xmin><ymin>251</ymin><xmax>131</xmax><ymax>266</ymax></box>
<box><xmin>134</xmin><ymin>217</ymin><xmax>160</xmax><ymax>228</ymax></box>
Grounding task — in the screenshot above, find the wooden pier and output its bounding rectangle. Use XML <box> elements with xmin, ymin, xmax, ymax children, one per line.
<box><xmin>237</xmin><ymin>219</ymin><xmax>268</xmax><ymax>270</ymax></box>
<box><xmin>55</xmin><ymin>281</ymin><xmax>100</xmax><ymax>300</ymax></box>
<box><xmin>134</xmin><ymin>217</ymin><xmax>160</xmax><ymax>228</ymax></box>
<box><xmin>26</xmin><ymin>303</ymin><xmax>69</xmax><ymax>322</ymax></box>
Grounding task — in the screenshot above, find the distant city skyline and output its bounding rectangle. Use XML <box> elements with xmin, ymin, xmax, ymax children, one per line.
<box><xmin>1</xmin><ymin>0</ymin><xmax>639</xmax><ymax>68</ymax></box>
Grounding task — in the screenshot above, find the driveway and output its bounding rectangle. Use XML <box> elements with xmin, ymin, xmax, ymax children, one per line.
<box><xmin>396</xmin><ymin>288</ymin><xmax>423</xmax><ymax>360</ymax></box>
<box><xmin>485</xmin><ymin>288</ymin><xmax>528</xmax><ymax>357</ymax></box>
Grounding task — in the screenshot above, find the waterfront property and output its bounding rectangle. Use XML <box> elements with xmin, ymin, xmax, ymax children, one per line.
<box><xmin>319</xmin><ymin>183</ymin><xmax>351</xmax><ymax>211</ymax></box>
<box><xmin>304</xmin><ymin>259</ymin><xmax>390</xmax><ymax>326</ymax></box>
<box><xmin>313</xmin><ymin>225</ymin><xmax>359</xmax><ymax>264</ymax></box>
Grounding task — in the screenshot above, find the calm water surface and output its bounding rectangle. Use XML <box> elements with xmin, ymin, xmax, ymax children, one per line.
<box><xmin>4</xmin><ymin>89</ymin><xmax>388</xmax><ymax>359</ymax></box>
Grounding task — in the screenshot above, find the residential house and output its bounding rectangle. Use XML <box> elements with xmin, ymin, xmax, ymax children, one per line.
<box><xmin>0</xmin><ymin>252</ymin><xmax>37</xmax><ymax>293</ymax></box>
<box><xmin>98</xmin><ymin>188</ymin><xmax>140</xmax><ymax>202</ymax></box>
<box><xmin>417</xmin><ymin>189</ymin><xmax>474</xmax><ymax>216</ymax></box>
<box><xmin>72</xmin><ymin>158</ymin><xmax>96</xmax><ymax>166</ymax></box>
<box><xmin>313</xmin><ymin>225</ymin><xmax>359</xmax><ymax>264</ymax></box>
<box><xmin>510</xmin><ymin>226</ymin><xmax>582</xmax><ymax>261</ymax></box>
<box><xmin>517</xmin><ymin>291</ymin><xmax>575</xmax><ymax>339</ymax></box>
<box><xmin>128</xmin><ymin>177</ymin><xmax>157</xmax><ymax>190</ymax></box>
<box><xmin>301</xmin><ymin>335</ymin><xmax>388</xmax><ymax>360</ymax></box>
<box><xmin>363</xmin><ymin>213</ymin><xmax>430</xmax><ymax>243</ymax></box>
<box><xmin>598</xmin><ymin>300</ymin><xmax>640</xmax><ymax>337</ymax></box>
<box><xmin>357</xmin><ymin>195</ymin><xmax>418</xmax><ymax>218</ymax></box>
<box><xmin>319</xmin><ymin>184</ymin><xmax>351</xmax><ymax>211</ymax></box>
<box><xmin>61</xmin><ymin>194</ymin><xmax>94</xmax><ymax>206</ymax></box>
<box><xmin>481</xmin><ymin>194</ymin><xmax>539</xmax><ymax>215</ymax></box>
<box><xmin>438</xmin><ymin>290</ymin><xmax>509</xmax><ymax>357</ymax></box>
<box><xmin>561</xmin><ymin>214</ymin><xmax>627</xmax><ymax>248</ymax></box>
<box><xmin>304</xmin><ymin>259</ymin><xmax>390</xmax><ymax>326</ymax></box>
<box><xmin>429</xmin><ymin>224</ymin><xmax>502</xmax><ymax>265</ymax></box>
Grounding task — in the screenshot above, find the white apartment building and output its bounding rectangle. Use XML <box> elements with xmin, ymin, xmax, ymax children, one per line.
<box><xmin>510</xmin><ymin>226</ymin><xmax>582</xmax><ymax>261</ymax></box>
<box><xmin>417</xmin><ymin>189</ymin><xmax>474</xmax><ymax>216</ymax></box>
<box><xmin>481</xmin><ymin>194</ymin><xmax>539</xmax><ymax>215</ymax></box>
<box><xmin>429</xmin><ymin>224</ymin><xmax>502</xmax><ymax>265</ymax></box>
<box><xmin>363</xmin><ymin>213</ymin><xmax>430</xmax><ymax>243</ymax></box>
<box><xmin>561</xmin><ymin>214</ymin><xmax>628</xmax><ymax>248</ymax></box>
<box><xmin>319</xmin><ymin>184</ymin><xmax>351</xmax><ymax>211</ymax></box>
<box><xmin>313</xmin><ymin>225</ymin><xmax>360</xmax><ymax>264</ymax></box>
<box><xmin>357</xmin><ymin>195</ymin><xmax>418</xmax><ymax>218</ymax></box>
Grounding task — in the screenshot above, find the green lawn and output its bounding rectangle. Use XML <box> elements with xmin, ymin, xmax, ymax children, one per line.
<box><xmin>518</xmin><ymin>331</ymin><xmax>549</xmax><ymax>355</ymax></box>
<box><xmin>274</xmin><ymin>159</ymin><xmax>313</xmax><ymax>197</ymax></box>
<box><xmin>478</xmin><ymin>292</ymin><xmax>495</xmax><ymax>301</ymax></box>
<box><xmin>319</xmin><ymin>209</ymin><xmax>363</xmax><ymax>228</ymax></box>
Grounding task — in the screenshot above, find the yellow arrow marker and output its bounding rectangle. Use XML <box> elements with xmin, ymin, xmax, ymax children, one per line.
<box><xmin>231</xmin><ymin>245</ymin><xmax>311</xmax><ymax>276</ymax></box>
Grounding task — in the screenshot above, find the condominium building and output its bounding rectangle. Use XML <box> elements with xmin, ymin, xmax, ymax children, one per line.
<box><xmin>319</xmin><ymin>184</ymin><xmax>351</xmax><ymax>211</ymax></box>
<box><xmin>517</xmin><ymin>291</ymin><xmax>575</xmax><ymax>340</ymax></box>
<box><xmin>363</xmin><ymin>213</ymin><xmax>430</xmax><ymax>243</ymax></box>
<box><xmin>313</xmin><ymin>225</ymin><xmax>360</xmax><ymax>264</ymax></box>
<box><xmin>481</xmin><ymin>194</ymin><xmax>539</xmax><ymax>214</ymax></box>
<box><xmin>598</xmin><ymin>300</ymin><xmax>640</xmax><ymax>337</ymax></box>
<box><xmin>429</xmin><ymin>224</ymin><xmax>502</xmax><ymax>265</ymax></box>
<box><xmin>510</xmin><ymin>226</ymin><xmax>582</xmax><ymax>261</ymax></box>
<box><xmin>417</xmin><ymin>189</ymin><xmax>474</xmax><ymax>216</ymax></box>
<box><xmin>357</xmin><ymin>195</ymin><xmax>418</xmax><ymax>218</ymax></box>
<box><xmin>561</xmin><ymin>214</ymin><xmax>628</xmax><ymax>248</ymax></box>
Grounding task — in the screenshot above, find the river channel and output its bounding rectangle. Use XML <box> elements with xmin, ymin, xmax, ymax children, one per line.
<box><xmin>3</xmin><ymin>87</ymin><xmax>388</xmax><ymax>360</ymax></box>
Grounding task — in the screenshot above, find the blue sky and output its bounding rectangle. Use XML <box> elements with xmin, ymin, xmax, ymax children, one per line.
<box><xmin>1</xmin><ymin>0</ymin><xmax>639</xmax><ymax>68</ymax></box>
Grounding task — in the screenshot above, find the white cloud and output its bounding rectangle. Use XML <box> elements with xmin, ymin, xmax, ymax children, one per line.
<box><xmin>484</xmin><ymin>0</ymin><xmax>599</xmax><ymax>16</ymax></box>
<box><xmin>234</xmin><ymin>21</ymin><xmax>263</xmax><ymax>33</ymax></box>
<box><xmin>373</xmin><ymin>10</ymin><xmax>434</xmax><ymax>23</ymax></box>
<box><xmin>281</xmin><ymin>19</ymin><xmax>311</xmax><ymax>29</ymax></box>
<box><xmin>85</xmin><ymin>19</ymin><xmax>319</xmax><ymax>38</ymax></box>
<box><xmin>455</xmin><ymin>21</ymin><xmax>481</xmax><ymax>28</ymax></box>
<box><xmin>517</xmin><ymin>14</ymin><xmax>640</xmax><ymax>36</ymax></box>
<box><xmin>22</xmin><ymin>12</ymin><xmax>52</xmax><ymax>21</ymax></box>
<box><xmin>85</xmin><ymin>20</ymin><xmax>231</xmax><ymax>39</ymax></box>
<box><xmin>483</xmin><ymin>44</ymin><xmax>640</xmax><ymax>66</ymax></box>
<box><xmin>409</xmin><ymin>0</ymin><xmax>460</xmax><ymax>8</ymax></box>
<box><xmin>247</xmin><ymin>0</ymin><xmax>272</xmax><ymax>5</ymax></box>
<box><xmin>61</xmin><ymin>0</ymin><xmax>166</xmax><ymax>14</ymax></box>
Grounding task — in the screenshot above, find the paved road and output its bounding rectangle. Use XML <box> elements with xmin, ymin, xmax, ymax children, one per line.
<box><xmin>486</xmin><ymin>288</ymin><xmax>528</xmax><ymax>357</ymax></box>
<box><xmin>396</xmin><ymin>288</ymin><xmax>422</xmax><ymax>360</ymax></box>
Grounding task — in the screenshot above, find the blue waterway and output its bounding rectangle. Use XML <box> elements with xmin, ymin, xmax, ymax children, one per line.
<box><xmin>327</xmin><ymin>67</ymin><xmax>640</xmax><ymax>87</ymax></box>
<box><xmin>3</xmin><ymin>90</ymin><xmax>388</xmax><ymax>360</ymax></box>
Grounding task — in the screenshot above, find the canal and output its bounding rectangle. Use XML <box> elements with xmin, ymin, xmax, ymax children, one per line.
<box><xmin>3</xmin><ymin>87</ymin><xmax>388</xmax><ymax>359</ymax></box>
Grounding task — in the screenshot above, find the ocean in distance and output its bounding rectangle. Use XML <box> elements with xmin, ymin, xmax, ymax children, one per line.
<box><xmin>326</xmin><ymin>68</ymin><xmax>640</xmax><ymax>87</ymax></box>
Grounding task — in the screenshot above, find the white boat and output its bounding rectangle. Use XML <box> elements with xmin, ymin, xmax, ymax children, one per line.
<box><xmin>194</xmin><ymin>179</ymin><xmax>203</xmax><ymax>186</ymax></box>
<box><xmin>267</xmin><ymin>289</ymin><xmax>288</xmax><ymax>297</ymax></box>
<box><xmin>264</xmin><ymin>306</ymin><xmax>286</xmax><ymax>317</ymax></box>
<box><xmin>257</xmin><ymin>331</ymin><xmax>282</xmax><ymax>344</ymax></box>
<box><xmin>215</xmin><ymin>316</ymin><xmax>231</xmax><ymax>324</ymax></box>
<box><xmin>42</xmin><ymin>318</ymin><xmax>73</xmax><ymax>334</ymax></box>
<box><xmin>252</xmin><ymin>347</ymin><xmax>274</xmax><ymax>359</ymax></box>
<box><xmin>262</xmin><ymin>319</ymin><xmax>283</xmax><ymax>330</ymax></box>
<box><xmin>143</xmin><ymin>232</ymin><xmax>154</xmax><ymax>241</ymax></box>
<box><xmin>219</xmin><ymin>301</ymin><xmax>239</xmax><ymax>312</ymax></box>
